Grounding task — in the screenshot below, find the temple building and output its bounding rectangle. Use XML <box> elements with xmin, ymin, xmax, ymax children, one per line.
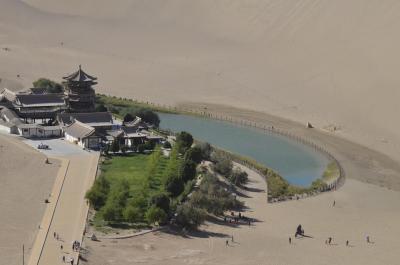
<box><xmin>63</xmin><ymin>65</ymin><xmax>97</xmax><ymax>113</ymax></box>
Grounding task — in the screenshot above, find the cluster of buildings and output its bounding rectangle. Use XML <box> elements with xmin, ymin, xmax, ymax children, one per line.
<box><xmin>0</xmin><ymin>66</ymin><xmax>163</xmax><ymax>149</ymax></box>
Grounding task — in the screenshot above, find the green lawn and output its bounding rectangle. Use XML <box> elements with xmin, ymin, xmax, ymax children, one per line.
<box><xmin>100</xmin><ymin>153</ymin><xmax>168</xmax><ymax>196</ymax></box>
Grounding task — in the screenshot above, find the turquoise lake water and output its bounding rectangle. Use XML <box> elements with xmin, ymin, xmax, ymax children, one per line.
<box><xmin>158</xmin><ymin>113</ymin><xmax>329</xmax><ymax>187</ymax></box>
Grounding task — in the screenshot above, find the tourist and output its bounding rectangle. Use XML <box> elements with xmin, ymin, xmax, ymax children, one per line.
<box><xmin>60</xmin><ymin>244</ymin><xmax>63</xmax><ymax>251</ymax></box>
<box><xmin>346</xmin><ymin>240</ymin><xmax>349</xmax><ymax>247</ymax></box>
<box><xmin>226</xmin><ymin>240</ymin><xmax>229</xmax><ymax>246</ymax></box>
<box><xmin>366</xmin><ymin>235</ymin><xmax>370</xmax><ymax>243</ymax></box>
<box><xmin>289</xmin><ymin>237</ymin><xmax>291</xmax><ymax>244</ymax></box>
<box><xmin>328</xmin><ymin>237</ymin><xmax>332</xmax><ymax>245</ymax></box>
<box><xmin>62</xmin><ymin>256</ymin><xmax>65</xmax><ymax>262</ymax></box>
<box><xmin>231</xmin><ymin>235</ymin><xmax>234</xmax><ymax>242</ymax></box>
<box><xmin>54</xmin><ymin>232</ymin><xmax>56</xmax><ymax>238</ymax></box>
<box><xmin>333</xmin><ymin>200</ymin><xmax>336</xmax><ymax>207</ymax></box>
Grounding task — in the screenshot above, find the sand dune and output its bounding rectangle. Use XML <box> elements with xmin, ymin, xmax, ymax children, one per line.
<box><xmin>1</xmin><ymin>0</ymin><xmax>399</xmax><ymax>163</ymax></box>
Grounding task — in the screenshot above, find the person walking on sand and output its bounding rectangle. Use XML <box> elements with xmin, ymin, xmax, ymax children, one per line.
<box><xmin>289</xmin><ymin>237</ymin><xmax>292</xmax><ymax>244</ymax></box>
<box><xmin>346</xmin><ymin>240</ymin><xmax>349</xmax><ymax>247</ymax></box>
<box><xmin>226</xmin><ymin>240</ymin><xmax>229</xmax><ymax>246</ymax></box>
<box><xmin>366</xmin><ymin>235</ymin><xmax>370</xmax><ymax>243</ymax></box>
<box><xmin>231</xmin><ymin>235</ymin><xmax>234</xmax><ymax>242</ymax></box>
<box><xmin>60</xmin><ymin>244</ymin><xmax>63</xmax><ymax>251</ymax></box>
<box><xmin>328</xmin><ymin>237</ymin><xmax>332</xmax><ymax>245</ymax></box>
<box><xmin>62</xmin><ymin>256</ymin><xmax>65</xmax><ymax>262</ymax></box>
<box><xmin>333</xmin><ymin>200</ymin><xmax>336</xmax><ymax>207</ymax></box>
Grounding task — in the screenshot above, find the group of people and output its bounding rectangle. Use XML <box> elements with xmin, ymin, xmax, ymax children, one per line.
<box><xmin>54</xmin><ymin>230</ymin><xmax>80</xmax><ymax>264</ymax></box>
<box><xmin>290</xmin><ymin>224</ymin><xmax>373</xmax><ymax>247</ymax></box>
<box><xmin>223</xmin><ymin>211</ymin><xmax>252</xmax><ymax>226</ymax></box>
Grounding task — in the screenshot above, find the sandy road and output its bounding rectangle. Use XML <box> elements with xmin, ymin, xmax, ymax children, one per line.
<box><xmin>28</xmin><ymin>152</ymin><xmax>99</xmax><ymax>265</ymax></box>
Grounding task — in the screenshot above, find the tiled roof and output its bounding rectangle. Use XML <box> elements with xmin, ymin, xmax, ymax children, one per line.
<box><xmin>63</xmin><ymin>65</ymin><xmax>97</xmax><ymax>83</ymax></box>
<box><xmin>63</xmin><ymin>120</ymin><xmax>95</xmax><ymax>139</ymax></box>
<box><xmin>57</xmin><ymin>112</ymin><xmax>113</xmax><ymax>126</ymax></box>
<box><xmin>15</xmin><ymin>94</ymin><xmax>65</xmax><ymax>107</ymax></box>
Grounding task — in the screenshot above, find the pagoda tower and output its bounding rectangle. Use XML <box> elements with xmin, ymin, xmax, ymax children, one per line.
<box><xmin>63</xmin><ymin>65</ymin><xmax>97</xmax><ymax>113</ymax></box>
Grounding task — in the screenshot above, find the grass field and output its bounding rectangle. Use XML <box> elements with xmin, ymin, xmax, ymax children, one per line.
<box><xmin>101</xmin><ymin>153</ymin><xmax>168</xmax><ymax>195</ymax></box>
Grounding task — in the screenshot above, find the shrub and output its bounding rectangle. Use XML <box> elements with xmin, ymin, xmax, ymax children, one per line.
<box><xmin>145</xmin><ymin>206</ymin><xmax>167</xmax><ymax>225</ymax></box>
<box><xmin>175</xmin><ymin>202</ymin><xmax>206</xmax><ymax>229</ymax></box>
<box><xmin>211</xmin><ymin>152</ymin><xmax>233</xmax><ymax>176</ymax></box>
<box><xmin>229</xmin><ymin>168</ymin><xmax>248</xmax><ymax>186</ymax></box>
<box><xmin>111</xmin><ymin>140</ymin><xmax>120</xmax><ymax>153</ymax></box>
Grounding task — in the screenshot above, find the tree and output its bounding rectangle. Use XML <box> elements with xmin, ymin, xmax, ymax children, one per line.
<box><xmin>145</xmin><ymin>147</ymin><xmax>162</xmax><ymax>190</ymax></box>
<box><xmin>184</xmin><ymin>146</ymin><xmax>202</xmax><ymax>164</ymax></box>
<box><xmin>85</xmin><ymin>175</ymin><xmax>110</xmax><ymax>210</ymax></box>
<box><xmin>145</xmin><ymin>206</ymin><xmax>167</xmax><ymax>225</ymax></box>
<box><xmin>32</xmin><ymin>78</ymin><xmax>63</xmax><ymax>94</ymax></box>
<box><xmin>111</xmin><ymin>139</ymin><xmax>120</xmax><ymax>153</ymax></box>
<box><xmin>123</xmin><ymin>113</ymin><xmax>135</xmax><ymax>123</ymax></box>
<box><xmin>164</xmin><ymin>174</ymin><xmax>184</xmax><ymax>197</ymax></box>
<box><xmin>180</xmin><ymin>160</ymin><xmax>197</xmax><ymax>182</ymax></box>
<box><xmin>135</xmin><ymin>109</ymin><xmax>160</xmax><ymax>127</ymax></box>
<box><xmin>95</xmin><ymin>104</ymin><xmax>108</xmax><ymax>112</ymax></box>
<box><xmin>123</xmin><ymin>205</ymin><xmax>142</xmax><ymax>223</ymax></box>
<box><xmin>176</xmin><ymin>131</ymin><xmax>193</xmax><ymax>153</ymax></box>
<box><xmin>197</xmin><ymin>142</ymin><xmax>212</xmax><ymax>160</ymax></box>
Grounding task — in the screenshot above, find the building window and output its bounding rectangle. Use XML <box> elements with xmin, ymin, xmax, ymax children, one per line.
<box><xmin>23</xmin><ymin>129</ymin><xmax>29</xmax><ymax>133</ymax></box>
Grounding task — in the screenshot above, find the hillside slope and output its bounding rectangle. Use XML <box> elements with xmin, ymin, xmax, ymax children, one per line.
<box><xmin>1</xmin><ymin>0</ymin><xmax>400</xmax><ymax>161</ymax></box>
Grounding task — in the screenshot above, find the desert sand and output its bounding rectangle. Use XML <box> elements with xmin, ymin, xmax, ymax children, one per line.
<box><xmin>0</xmin><ymin>0</ymin><xmax>400</xmax><ymax>163</ymax></box>
<box><xmin>0</xmin><ymin>134</ymin><xmax>59</xmax><ymax>265</ymax></box>
<box><xmin>1</xmin><ymin>1</ymin><xmax>400</xmax><ymax>265</ymax></box>
<box><xmin>82</xmin><ymin>164</ymin><xmax>400</xmax><ymax>265</ymax></box>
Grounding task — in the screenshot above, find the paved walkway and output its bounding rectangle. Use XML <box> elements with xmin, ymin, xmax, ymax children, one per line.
<box><xmin>28</xmin><ymin>152</ymin><xmax>99</xmax><ymax>265</ymax></box>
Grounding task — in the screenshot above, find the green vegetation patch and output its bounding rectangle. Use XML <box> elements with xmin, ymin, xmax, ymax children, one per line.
<box><xmin>322</xmin><ymin>161</ymin><xmax>340</xmax><ymax>181</ymax></box>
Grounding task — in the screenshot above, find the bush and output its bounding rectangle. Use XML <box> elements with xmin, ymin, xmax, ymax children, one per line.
<box><xmin>184</xmin><ymin>146</ymin><xmax>202</xmax><ymax>164</ymax></box>
<box><xmin>175</xmin><ymin>202</ymin><xmax>206</xmax><ymax>229</ymax></box>
<box><xmin>229</xmin><ymin>168</ymin><xmax>248</xmax><ymax>186</ymax></box>
<box><xmin>211</xmin><ymin>152</ymin><xmax>233</xmax><ymax>176</ymax></box>
<box><xmin>176</xmin><ymin>131</ymin><xmax>193</xmax><ymax>153</ymax></box>
<box><xmin>145</xmin><ymin>206</ymin><xmax>167</xmax><ymax>225</ymax></box>
<box><xmin>32</xmin><ymin>78</ymin><xmax>63</xmax><ymax>94</ymax></box>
